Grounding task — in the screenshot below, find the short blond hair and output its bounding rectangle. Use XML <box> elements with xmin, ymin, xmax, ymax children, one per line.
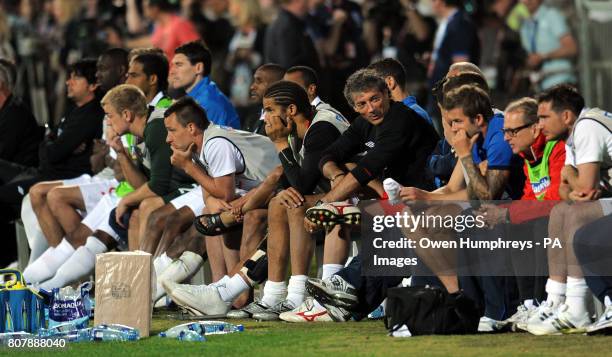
<box><xmin>101</xmin><ymin>84</ymin><xmax>148</xmax><ymax>118</ymax></box>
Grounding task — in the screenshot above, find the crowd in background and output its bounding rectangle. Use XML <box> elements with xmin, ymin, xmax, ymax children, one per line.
<box><xmin>0</xmin><ymin>0</ymin><xmax>578</xmax><ymax>130</ymax></box>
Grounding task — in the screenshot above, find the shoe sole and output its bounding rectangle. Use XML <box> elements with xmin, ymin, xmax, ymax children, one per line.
<box><xmin>252</xmin><ymin>313</ymin><xmax>280</xmax><ymax>321</ymax></box>
<box><xmin>305</xmin><ymin>209</ymin><xmax>361</xmax><ymax>227</ymax></box>
<box><xmin>587</xmin><ymin>324</ymin><xmax>612</xmax><ymax>335</ymax></box>
<box><xmin>306</xmin><ymin>281</ymin><xmax>358</xmax><ymax>309</ymax></box>
<box><xmin>226</xmin><ymin>310</ymin><xmax>251</xmax><ymax>319</ymax></box>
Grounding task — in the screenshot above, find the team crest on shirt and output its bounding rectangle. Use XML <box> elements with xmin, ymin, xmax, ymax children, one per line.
<box><xmin>531</xmin><ymin>176</ymin><xmax>551</xmax><ymax>194</ymax></box>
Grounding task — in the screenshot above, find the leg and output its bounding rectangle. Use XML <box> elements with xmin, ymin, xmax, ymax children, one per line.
<box><xmin>157</xmin><ymin>207</ymin><xmax>197</xmax><ymax>258</ymax></box>
<box><xmin>29</xmin><ymin>181</ymin><xmax>66</xmax><ymax>247</ymax></box>
<box><xmin>21</xmin><ymin>194</ymin><xmax>49</xmax><ymax>264</ymax></box>
<box><xmin>47</xmin><ymin>185</ymin><xmax>86</xmax><ymax>244</ymax></box>
<box><xmin>127</xmin><ymin>209</ymin><xmax>140</xmax><ymax>251</ymax></box>
<box><xmin>143</xmin><ymin>204</ymin><xmax>178</xmax><ymax>254</ymax></box>
<box><xmin>238</xmin><ymin>209</ymin><xmax>268</xmax><ymax>259</ymax></box>
<box><xmin>408</xmin><ymin>204</ymin><xmax>463</xmax><ymax>293</ymax></box>
<box><xmin>41</xmin><ymin>229</ymin><xmax>117</xmax><ymax>289</ymax></box>
<box><xmin>133</xmin><ymin>196</ymin><xmax>165</xmax><ymax>250</ymax></box>
<box><xmin>261</xmin><ymin>195</ymin><xmax>290</xmax><ymax>307</ymax></box>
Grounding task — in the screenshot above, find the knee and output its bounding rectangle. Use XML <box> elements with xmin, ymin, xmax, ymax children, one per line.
<box><xmin>138</xmin><ymin>198</ymin><xmax>160</xmax><ymax>215</ymax></box>
<box><xmin>29</xmin><ymin>183</ymin><xmax>48</xmax><ymax>207</ymax></box>
<box><xmin>147</xmin><ymin>207</ymin><xmax>168</xmax><ymax>232</ymax></box>
<box><xmin>163</xmin><ymin>210</ymin><xmax>184</xmax><ymax>232</ymax></box>
<box><xmin>46</xmin><ymin>187</ymin><xmax>65</xmax><ymax>210</ymax></box>
<box><xmin>243</xmin><ymin>209</ymin><xmax>267</xmax><ymax>226</ymax></box>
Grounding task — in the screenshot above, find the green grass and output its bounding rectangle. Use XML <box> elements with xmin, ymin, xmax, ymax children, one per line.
<box><xmin>3</xmin><ymin>317</ymin><xmax>612</xmax><ymax>356</ymax></box>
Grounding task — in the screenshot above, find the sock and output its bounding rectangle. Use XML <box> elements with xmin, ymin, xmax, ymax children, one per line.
<box><xmin>523</xmin><ymin>299</ymin><xmax>534</xmax><ymax>309</ymax></box>
<box><xmin>545</xmin><ymin>279</ymin><xmax>566</xmax><ymax>307</ymax></box>
<box><xmin>210</xmin><ymin>275</ymin><xmax>230</xmax><ymax>287</ymax></box>
<box><xmin>261</xmin><ymin>280</ymin><xmax>287</xmax><ymax>307</ymax></box>
<box><xmin>286</xmin><ymin>275</ymin><xmax>308</xmax><ymax>307</ymax></box>
<box><xmin>23</xmin><ymin>239</ymin><xmax>75</xmax><ymax>284</ymax></box>
<box><xmin>565</xmin><ymin>277</ymin><xmax>589</xmax><ymax>318</ymax></box>
<box><xmin>217</xmin><ymin>274</ymin><xmax>249</xmax><ymax>303</ymax></box>
<box><xmin>40</xmin><ymin>237</ymin><xmax>107</xmax><ymax>290</ymax></box>
<box><xmin>154</xmin><ymin>253</ymin><xmax>173</xmax><ymax>277</ymax></box>
<box><xmin>605</xmin><ymin>296</ymin><xmax>612</xmax><ymax>307</ymax></box>
<box><xmin>322</xmin><ymin>264</ymin><xmax>343</xmax><ymax>280</ymax></box>
<box><xmin>153</xmin><ymin>253</ymin><xmax>173</xmax><ymax>301</ymax></box>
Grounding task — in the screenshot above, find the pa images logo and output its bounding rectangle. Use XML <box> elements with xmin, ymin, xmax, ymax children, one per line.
<box><xmin>111</xmin><ymin>283</ymin><xmax>131</xmax><ymax>299</ymax></box>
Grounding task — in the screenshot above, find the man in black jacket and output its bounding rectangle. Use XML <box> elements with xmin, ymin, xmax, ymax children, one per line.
<box><xmin>0</xmin><ymin>59</ymin><xmax>43</xmax><ymax>168</ymax></box>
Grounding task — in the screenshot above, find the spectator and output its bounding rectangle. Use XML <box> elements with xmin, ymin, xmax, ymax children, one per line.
<box><xmin>264</xmin><ymin>0</ymin><xmax>320</xmax><ymax>72</ymax></box>
<box><xmin>226</xmin><ymin>0</ymin><xmax>267</xmax><ymax>107</ymax></box>
<box><xmin>169</xmin><ymin>40</ymin><xmax>241</xmax><ymax>128</ymax></box>
<box><xmin>126</xmin><ymin>0</ymin><xmax>200</xmax><ymax>59</ymax></box>
<box><xmin>428</xmin><ymin>0</ymin><xmax>480</xmax><ymax>129</ymax></box>
<box><xmin>0</xmin><ymin>59</ymin><xmax>43</xmax><ymax>167</ymax></box>
<box><xmin>520</xmin><ymin>0</ymin><xmax>578</xmax><ymax>90</ymax></box>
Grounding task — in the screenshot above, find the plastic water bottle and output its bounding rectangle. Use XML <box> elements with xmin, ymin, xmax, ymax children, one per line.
<box><xmin>199</xmin><ymin>321</ymin><xmax>244</xmax><ymax>335</ymax></box>
<box><xmin>95</xmin><ymin>324</ymin><xmax>139</xmax><ymax>340</ymax></box>
<box><xmin>383</xmin><ymin>178</ymin><xmax>402</xmax><ymax>205</ymax></box>
<box><xmin>178</xmin><ymin>330</ymin><xmax>206</xmax><ymax>342</ymax></box>
<box><xmin>0</xmin><ymin>332</ymin><xmax>33</xmax><ymax>344</ymax></box>
<box><xmin>38</xmin><ymin>321</ymin><xmax>79</xmax><ymax>337</ymax></box>
<box><xmin>160</xmin><ymin>321</ymin><xmax>244</xmax><ymax>338</ymax></box>
<box><xmin>58</xmin><ymin>328</ymin><xmax>92</xmax><ymax>342</ymax></box>
<box><xmin>90</xmin><ymin>327</ymin><xmax>139</xmax><ymax>341</ymax></box>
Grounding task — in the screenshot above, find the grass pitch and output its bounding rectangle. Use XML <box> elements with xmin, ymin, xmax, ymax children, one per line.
<box><xmin>3</xmin><ymin>317</ymin><xmax>612</xmax><ymax>356</ymax></box>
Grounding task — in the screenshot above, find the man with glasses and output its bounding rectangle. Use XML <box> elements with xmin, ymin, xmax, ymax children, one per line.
<box><xmin>482</xmin><ymin>97</ymin><xmax>566</xmax><ymax>329</ymax></box>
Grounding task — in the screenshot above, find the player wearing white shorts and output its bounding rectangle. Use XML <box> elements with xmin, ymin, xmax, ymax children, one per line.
<box><xmin>142</xmin><ymin>97</ymin><xmax>279</xmax><ymax>308</ymax></box>
<box><xmin>525</xmin><ymin>85</ymin><xmax>612</xmax><ymax>335</ymax></box>
<box><xmin>23</xmin><ymin>85</ymin><xmax>184</xmax><ymax>289</ymax></box>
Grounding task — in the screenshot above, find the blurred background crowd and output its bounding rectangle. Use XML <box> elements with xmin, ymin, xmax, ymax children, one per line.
<box><xmin>0</xmin><ymin>0</ymin><xmax>602</xmax><ymax>129</ymax></box>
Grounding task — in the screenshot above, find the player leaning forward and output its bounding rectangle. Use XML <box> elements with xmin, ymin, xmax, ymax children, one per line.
<box><xmin>160</xmin><ymin>96</ymin><xmax>280</xmax><ymax>314</ymax></box>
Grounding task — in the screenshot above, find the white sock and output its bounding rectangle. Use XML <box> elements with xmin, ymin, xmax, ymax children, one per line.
<box><xmin>605</xmin><ymin>296</ymin><xmax>612</xmax><ymax>307</ymax></box>
<box><xmin>523</xmin><ymin>299</ymin><xmax>534</xmax><ymax>309</ymax></box>
<box><xmin>154</xmin><ymin>253</ymin><xmax>173</xmax><ymax>277</ymax></box>
<box><xmin>565</xmin><ymin>277</ymin><xmax>589</xmax><ymax>318</ymax></box>
<box><xmin>322</xmin><ymin>264</ymin><xmax>343</xmax><ymax>280</ymax></box>
<box><xmin>286</xmin><ymin>275</ymin><xmax>308</xmax><ymax>307</ymax></box>
<box><xmin>153</xmin><ymin>253</ymin><xmax>173</xmax><ymax>302</ymax></box>
<box><xmin>261</xmin><ymin>280</ymin><xmax>287</xmax><ymax>307</ymax></box>
<box><xmin>210</xmin><ymin>275</ymin><xmax>230</xmax><ymax>287</ymax></box>
<box><xmin>40</xmin><ymin>237</ymin><xmax>107</xmax><ymax>290</ymax></box>
<box><xmin>23</xmin><ymin>239</ymin><xmax>75</xmax><ymax>284</ymax></box>
<box><xmin>545</xmin><ymin>279</ymin><xmax>566</xmax><ymax>307</ymax></box>
<box><xmin>217</xmin><ymin>274</ymin><xmax>249</xmax><ymax>303</ymax></box>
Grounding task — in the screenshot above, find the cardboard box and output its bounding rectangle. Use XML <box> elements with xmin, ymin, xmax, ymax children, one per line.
<box><xmin>94</xmin><ymin>251</ymin><xmax>153</xmax><ymax>337</ymax></box>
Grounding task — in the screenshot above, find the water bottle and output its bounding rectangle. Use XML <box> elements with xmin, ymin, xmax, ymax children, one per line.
<box><xmin>90</xmin><ymin>327</ymin><xmax>139</xmax><ymax>341</ymax></box>
<box><xmin>0</xmin><ymin>332</ymin><xmax>33</xmax><ymax>344</ymax></box>
<box><xmin>95</xmin><ymin>324</ymin><xmax>139</xmax><ymax>340</ymax></box>
<box><xmin>178</xmin><ymin>330</ymin><xmax>206</xmax><ymax>342</ymax></box>
<box><xmin>159</xmin><ymin>322</ymin><xmax>203</xmax><ymax>338</ymax></box>
<box><xmin>160</xmin><ymin>321</ymin><xmax>244</xmax><ymax>339</ymax></box>
<box><xmin>383</xmin><ymin>178</ymin><xmax>402</xmax><ymax>205</ymax></box>
<box><xmin>199</xmin><ymin>321</ymin><xmax>244</xmax><ymax>335</ymax></box>
<box><xmin>58</xmin><ymin>328</ymin><xmax>92</xmax><ymax>342</ymax></box>
<box><xmin>38</xmin><ymin>321</ymin><xmax>78</xmax><ymax>337</ymax></box>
